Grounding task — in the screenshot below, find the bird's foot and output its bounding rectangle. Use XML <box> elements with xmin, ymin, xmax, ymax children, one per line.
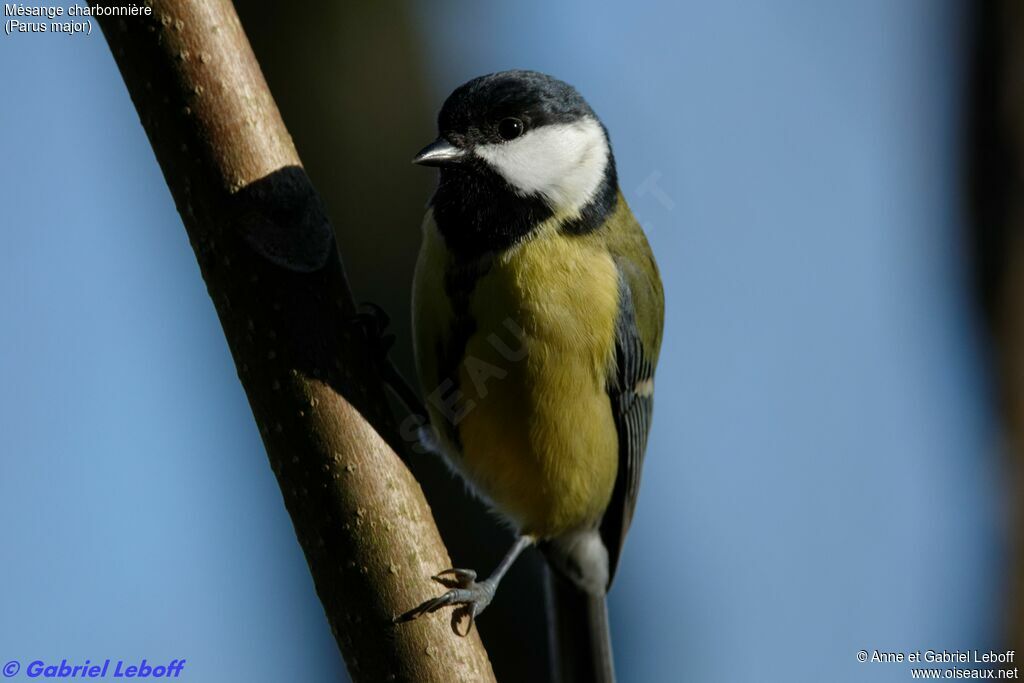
<box><xmin>394</xmin><ymin>568</ymin><xmax>496</xmax><ymax>636</ymax></box>
<box><xmin>347</xmin><ymin>301</ymin><xmax>396</xmax><ymax>361</ymax></box>
<box><xmin>348</xmin><ymin>302</ymin><xmax>432</xmax><ymax>449</ymax></box>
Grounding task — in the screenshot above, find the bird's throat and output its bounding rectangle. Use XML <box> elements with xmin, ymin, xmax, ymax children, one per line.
<box><xmin>431</xmin><ymin>162</ymin><xmax>618</xmax><ymax>261</ymax></box>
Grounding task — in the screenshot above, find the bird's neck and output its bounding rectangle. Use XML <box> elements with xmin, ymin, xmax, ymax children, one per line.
<box><xmin>432</xmin><ymin>161</ymin><xmax>619</xmax><ymax>261</ymax></box>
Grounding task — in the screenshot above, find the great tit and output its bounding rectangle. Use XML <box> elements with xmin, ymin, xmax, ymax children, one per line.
<box><xmin>398</xmin><ymin>70</ymin><xmax>664</xmax><ymax>682</ymax></box>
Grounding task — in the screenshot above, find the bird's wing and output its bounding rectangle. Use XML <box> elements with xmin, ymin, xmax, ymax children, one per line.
<box><xmin>599</xmin><ymin>232</ymin><xmax>664</xmax><ymax>587</ymax></box>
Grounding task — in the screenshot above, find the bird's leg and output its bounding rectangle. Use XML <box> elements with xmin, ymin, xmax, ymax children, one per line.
<box><xmin>395</xmin><ymin>535</ymin><xmax>534</xmax><ymax>634</ymax></box>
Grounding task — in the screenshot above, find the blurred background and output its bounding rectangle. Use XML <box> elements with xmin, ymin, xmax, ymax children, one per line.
<box><xmin>2</xmin><ymin>0</ymin><xmax>1019</xmax><ymax>681</ymax></box>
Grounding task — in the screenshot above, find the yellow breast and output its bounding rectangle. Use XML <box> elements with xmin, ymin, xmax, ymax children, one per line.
<box><xmin>413</xmin><ymin>215</ymin><xmax>621</xmax><ymax>538</ymax></box>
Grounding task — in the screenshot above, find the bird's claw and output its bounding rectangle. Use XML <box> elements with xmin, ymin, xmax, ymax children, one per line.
<box><xmin>394</xmin><ymin>568</ymin><xmax>495</xmax><ymax>636</ymax></box>
<box><xmin>354</xmin><ymin>301</ymin><xmax>391</xmax><ymax>329</ymax></box>
<box><xmin>347</xmin><ymin>301</ymin><xmax>396</xmax><ymax>355</ymax></box>
<box><xmin>432</xmin><ymin>567</ymin><xmax>477</xmax><ymax>588</ymax></box>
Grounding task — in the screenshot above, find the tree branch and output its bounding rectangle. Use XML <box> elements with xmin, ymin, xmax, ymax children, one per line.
<box><xmin>88</xmin><ymin>2</ymin><xmax>495</xmax><ymax>681</ymax></box>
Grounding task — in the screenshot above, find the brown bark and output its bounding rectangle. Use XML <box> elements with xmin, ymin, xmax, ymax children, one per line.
<box><xmin>87</xmin><ymin>1</ymin><xmax>496</xmax><ymax>681</ymax></box>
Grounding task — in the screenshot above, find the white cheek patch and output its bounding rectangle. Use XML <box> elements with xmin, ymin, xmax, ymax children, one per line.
<box><xmin>474</xmin><ymin>117</ymin><xmax>609</xmax><ymax>215</ymax></box>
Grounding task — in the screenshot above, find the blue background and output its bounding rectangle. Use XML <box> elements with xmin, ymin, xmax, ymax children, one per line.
<box><xmin>0</xmin><ymin>1</ymin><xmax>1004</xmax><ymax>681</ymax></box>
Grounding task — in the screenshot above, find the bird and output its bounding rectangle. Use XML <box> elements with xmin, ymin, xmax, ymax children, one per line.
<box><xmin>396</xmin><ymin>70</ymin><xmax>664</xmax><ymax>682</ymax></box>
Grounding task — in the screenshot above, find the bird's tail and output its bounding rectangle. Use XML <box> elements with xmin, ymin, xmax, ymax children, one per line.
<box><xmin>545</xmin><ymin>567</ymin><xmax>616</xmax><ymax>683</ymax></box>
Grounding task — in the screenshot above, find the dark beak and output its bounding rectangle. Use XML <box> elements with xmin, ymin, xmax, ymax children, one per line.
<box><xmin>412</xmin><ymin>137</ymin><xmax>465</xmax><ymax>167</ymax></box>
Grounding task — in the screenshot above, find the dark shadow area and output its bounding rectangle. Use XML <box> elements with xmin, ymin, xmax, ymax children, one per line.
<box><xmin>966</xmin><ymin>0</ymin><xmax>1022</xmax><ymax>654</ymax></box>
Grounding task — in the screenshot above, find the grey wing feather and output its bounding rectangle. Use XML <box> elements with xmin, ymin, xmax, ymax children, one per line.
<box><xmin>599</xmin><ymin>267</ymin><xmax>657</xmax><ymax>587</ymax></box>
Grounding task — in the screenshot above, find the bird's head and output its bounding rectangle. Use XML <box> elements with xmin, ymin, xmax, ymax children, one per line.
<box><xmin>414</xmin><ymin>70</ymin><xmax>618</xmax><ymax>253</ymax></box>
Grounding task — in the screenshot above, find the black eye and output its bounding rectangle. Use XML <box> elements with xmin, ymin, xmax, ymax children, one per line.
<box><xmin>497</xmin><ymin>117</ymin><xmax>524</xmax><ymax>141</ymax></box>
